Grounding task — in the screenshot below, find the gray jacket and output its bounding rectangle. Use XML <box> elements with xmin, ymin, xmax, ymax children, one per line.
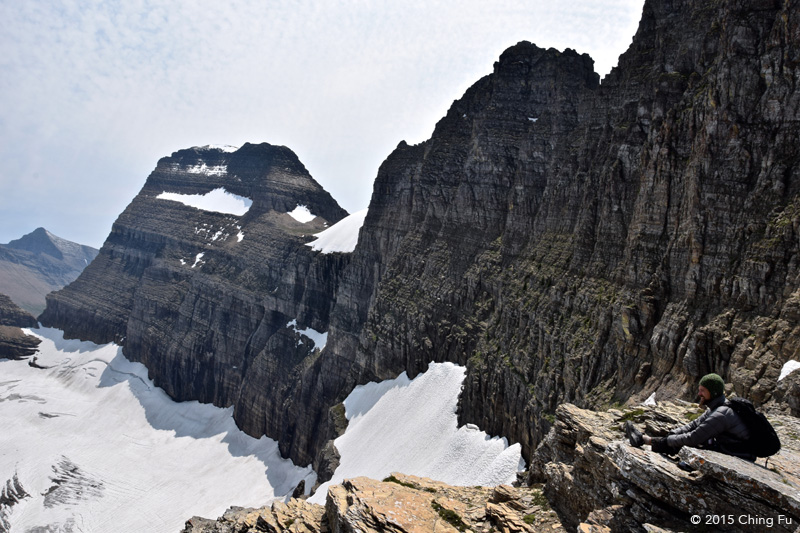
<box><xmin>666</xmin><ymin>394</ymin><xmax>750</xmax><ymax>451</ymax></box>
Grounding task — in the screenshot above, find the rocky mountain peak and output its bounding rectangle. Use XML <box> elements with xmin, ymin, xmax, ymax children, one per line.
<box><xmin>0</xmin><ymin>229</ymin><xmax>98</xmax><ymax>315</ymax></box>
<box><xmin>145</xmin><ymin>142</ymin><xmax>346</xmax><ymax>223</ymax></box>
<box><xmin>5</xmin><ymin>227</ymin><xmax>64</xmax><ymax>259</ymax></box>
<box><xmin>4</xmin><ymin>228</ymin><xmax>95</xmax><ymax>266</ymax></box>
<box><xmin>494</xmin><ymin>41</ymin><xmax>598</xmax><ymax>86</ymax></box>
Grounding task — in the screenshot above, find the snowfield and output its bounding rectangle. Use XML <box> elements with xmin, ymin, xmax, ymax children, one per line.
<box><xmin>0</xmin><ymin>328</ymin><xmax>314</xmax><ymax>533</ymax></box>
<box><xmin>1</xmin><ymin>329</ymin><xmax>525</xmax><ymax>530</ymax></box>
<box><xmin>156</xmin><ymin>187</ymin><xmax>252</xmax><ymax>216</ymax></box>
<box><xmin>306</xmin><ymin>208</ymin><xmax>368</xmax><ymax>254</ymax></box>
<box><xmin>309</xmin><ymin>361</ymin><xmax>525</xmax><ymax>504</ymax></box>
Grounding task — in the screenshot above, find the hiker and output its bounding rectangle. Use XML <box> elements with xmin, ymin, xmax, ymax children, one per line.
<box><xmin>625</xmin><ymin>373</ymin><xmax>756</xmax><ymax>461</ymax></box>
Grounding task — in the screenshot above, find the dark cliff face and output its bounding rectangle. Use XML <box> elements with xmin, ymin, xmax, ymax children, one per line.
<box><xmin>40</xmin><ymin>143</ymin><xmax>350</xmax><ymax>460</ymax></box>
<box><xmin>291</xmin><ymin>0</ymin><xmax>800</xmax><ymax>469</ymax></box>
<box><xmin>0</xmin><ymin>292</ymin><xmax>40</xmax><ymax>359</ymax></box>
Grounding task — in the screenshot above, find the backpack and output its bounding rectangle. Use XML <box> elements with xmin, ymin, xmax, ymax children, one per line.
<box><xmin>725</xmin><ymin>397</ymin><xmax>781</xmax><ymax>457</ymax></box>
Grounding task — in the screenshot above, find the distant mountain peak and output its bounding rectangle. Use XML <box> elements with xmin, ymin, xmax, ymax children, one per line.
<box><xmin>5</xmin><ymin>228</ymin><xmax>97</xmax><ymax>260</ymax></box>
<box><xmin>0</xmin><ymin>229</ymin><xmax>99</xmax><ymax>315</ymax></box>
<box><xmin>5</xmin><ymin>227</ymin><xmax>65</xmax><ymax>259</ymax></box>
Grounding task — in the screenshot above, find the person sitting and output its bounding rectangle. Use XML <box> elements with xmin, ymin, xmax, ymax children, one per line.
<box><xmin>625</xmin><ymin>373</ymin><xmax>755</xmax><ymax>461</ymax></box>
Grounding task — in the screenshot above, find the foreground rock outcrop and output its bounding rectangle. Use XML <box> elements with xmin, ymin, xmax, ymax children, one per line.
<box><xmin>530</xmin><ymin>402</ymin><xmax>800</xmax><ymax>532</ymax></box>
<box><xmin>183</xmin><ymin>473</ymin><xmax>562</xmax><ymax>533</ymax></box>
<box><xmin>0</xmin><ymin>293</ymin><xmax>40</xmax><ymax>359</ymax></box>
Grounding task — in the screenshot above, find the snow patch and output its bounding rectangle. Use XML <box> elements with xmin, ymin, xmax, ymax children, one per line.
<box><xmin>309</xmin><ymin>362</ymin><xmax>524</xmax><ymax>504</ymax></box>
<box><xmin>186</xmin><ymin>164</ymin><xmax>227</xmax><ymax>176</ymax></box>
<box><xmin>306</xmin><ymin>208</ymin><xmax>368</xmax><ymax>254</ymax></box>
<box><xmin>779</xmin><ymin>360</ymin><xmax>800</xmax><ymax>381</ymax></box>
<box><xmin>286</xmin><ymin>320</ymin><xmax>328</xmax><ymax>351</ymax></box>
<box><xmin>237</xmin><ymin>230</ymin><xmax>244</xmax><ymax>242</ymax></box>
<box><xmin>288</xmin><ymin>205</ymin><xmax>316</xmax><ymax>223</ymax></box>
<box><xmin>528</xmin><ymin>117</ymin><xmax>538</xmax><ymax>122</ymax></box>
<box><xmin>196</xmin><ymin>144</ymin><xmax>239</xmax><ymax>153</ymax></box>
<box><xmin>156</xmin><ymin>188</ymin><xmax>252</xmax><ymax>216</ymax></box>
<box><xmin>643</xmin><ymin>392</ymin><xmax>657</xmax><ymax>406</ymax></box>
<box><xmin>1</xmin><ymin>327</ymin><xmax>313</xmax><ymax>533</ymax></box>
<box><xmin>192</xmin><ymin>252</ymin><xmax>205</xmax><ymax>268</ymax></box>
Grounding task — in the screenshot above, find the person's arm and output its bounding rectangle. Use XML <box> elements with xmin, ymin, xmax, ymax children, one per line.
<box><xmin>669</xmin><ymin>411</ymin><xmax>707</xmax><ymax>436</ymax></box>
<box><xmin>666</xmin><ymin>408</ymin><xmax>732</xmax><ymax>448</ymax></box>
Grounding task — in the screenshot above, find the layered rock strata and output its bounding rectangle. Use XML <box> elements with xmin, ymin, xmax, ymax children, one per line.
<box><xmin>182</xmin><ymin>473</ymin><xmax>562</xmax><ymax>533</ymax></box>
<box><xmin>0</xmin><ymin>293</ymin><xmax>40</xmax><ymax>359</ymax></box>
<box><xmin>295</xmin><ymin>0</ymin><xmax>800</xmax><ymax>469</ymax></box>
<box><xmin>40</xmin><ymin>143</ymin><xmax>349</xmax><ymax>466</ymax></box>
<box><xmin>529</xmin><ymin>402</ymin><xmax>800</xmax><ymax>532</ymax></box>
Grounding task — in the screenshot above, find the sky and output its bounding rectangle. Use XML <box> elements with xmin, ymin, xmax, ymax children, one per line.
<box><xmin>0</xmin><ymin>0</ymin><xmax>645</xmax><ymax>249</ymax></box>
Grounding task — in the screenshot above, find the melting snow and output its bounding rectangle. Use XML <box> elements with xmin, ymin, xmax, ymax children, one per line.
<box><xmin>643</xmin><ymin>392</ymin><xmax>657</xmax><ymax>406</ymax></box>
<box><xmin>288</xmin><ymin>205</ymin><xmax>316</xmax><ymax>223</ymax></box>
<box><xmin>308</xmin><ymin>361</ymin><xmax>525</xmax><ymax>504</ymax></box>
<box><xmin>196</xmin><ymin>144</ymin><xmax>239</xmax><ymax>153</ymax></box>
<box><xmin>237</xmin><ymin>230</ymin><xmax>244</xmax><ymax>242</ymax></box>
<box><xmin>779</xmin><ymin>360</ymin><xmax>800</xmax><ymax>381</ymax></box>
<box><xmin>192</xmin><ymin>252</ymin><xmax>205</xmax><ymax>268</ymax></box>
<box><xmin>185</xmin><ymin>164</ymin><xmax>227</xmax><ymax>176</ymax></box>
<box><xmin>0</xmin><ymin>327</ymin><xmax>313</xmax><ymax>533</ymax></box>
<box><xmin>306</xmin><ymin>208</ymin><xmax>368</xmax><ymax>254</ymax></box>
<box><xmin>286</xmin><ymin>320</ymin><xmax>328</xmax><ymax>351</ymax></box>
<box><xmin>156</xmin><ymin>188</ymin><xmax>252</xmax><ymax>216</ymax></box>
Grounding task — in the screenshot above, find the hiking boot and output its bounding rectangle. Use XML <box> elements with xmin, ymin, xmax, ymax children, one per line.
<box><xmin>625</xmin><ymin>421</ymin><xmax>644</xmax><ymax>447</ymax></box>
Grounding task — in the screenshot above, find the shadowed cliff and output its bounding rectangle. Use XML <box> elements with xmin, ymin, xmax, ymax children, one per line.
<box><xmin>295</xmin><ymin>0</ymin><xmax>800</xmax><ymax>472</ymax></box>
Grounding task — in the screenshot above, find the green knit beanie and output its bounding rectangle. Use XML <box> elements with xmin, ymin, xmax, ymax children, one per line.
<box><xmin>699</xmin><ymin>373</ymin><xmax>725</xmax><ymax>398</ymax></box>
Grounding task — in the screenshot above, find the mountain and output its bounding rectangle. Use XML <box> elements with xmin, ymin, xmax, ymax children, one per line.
<box><xmin>0</xmin><ymin>228</ymin><xmax>98</xmax><ymax>315</ymax></box>
<box><xmin>295</xmin><ymin>0</ymin><xmax>800</xmax><ymax>467</ymax></box>
<box><xmin>41</xmin><ymin>0</ymin><xmax>800</xmax><ymax>490</ymax></box>
<box><xmin>39</xmin><ymin>142</ymin><xmax>350</xmax><ymax>470</ymax></box>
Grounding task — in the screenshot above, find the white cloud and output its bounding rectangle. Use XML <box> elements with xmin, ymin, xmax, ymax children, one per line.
<box><xmin>0</xmin><ymin>0</ymin><xmax>644</xmax><ymax>248</ymax></box>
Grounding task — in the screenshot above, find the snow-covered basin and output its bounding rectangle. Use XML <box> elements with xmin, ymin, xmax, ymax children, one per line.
<box><xmin>309</xmin><ymin>361</ymin><xmax>525</xmax><ymax>504</ymax></box>
<box><xmin>0</xmin><ymin>327</ymin><xmax>314</xmax><ymax>533</ymax></box>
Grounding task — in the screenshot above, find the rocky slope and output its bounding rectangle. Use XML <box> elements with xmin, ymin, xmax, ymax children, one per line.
<box><xmin>0</xmin><ymin>293</ymin><xmax>40</xmax><ymax>359</ymax></box>
<box><xmin>182</xmin><ymin>473</ymin><xmax>562</xmax><ymax>533</ymax></box>
<box><xmin>40</xmin><ymin>0</ymin><xmax>800</xmax><ymax>485</ymax></box>
<box><xmin>39</xmin><ymin>143</ymin><xmax>349</xmax><ymax>466</ymax></box>
<box><xmin>529</xmin><ymin>401</ymin><xmax>800</xmax><ymax>532</ymax></box>
<box><xmin>0</xmin><ymin>228</ymin><xmax>98</xmax><ymax>315</ymax></box>
<box><xmin>182</xmin><ymin>399</ymin><xmax>800</xmax><ymax>532</ymax></box>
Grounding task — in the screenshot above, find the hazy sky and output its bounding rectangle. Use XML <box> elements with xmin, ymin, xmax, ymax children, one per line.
<box><xmin>0</xmin><ymin>0</ymin><xmax>644</xmax><ymax>249</ymax></box>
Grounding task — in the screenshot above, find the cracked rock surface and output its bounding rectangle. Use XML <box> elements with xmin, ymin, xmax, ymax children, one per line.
<box><xmin>529</xmin><ymin>402</ymin><xmax>800</xmax><ymax>532</ymax></box>
<box><xmin>183</xmin><ymin>473</ymin><xmax>563</xmax><ymax>533</ymax></box>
